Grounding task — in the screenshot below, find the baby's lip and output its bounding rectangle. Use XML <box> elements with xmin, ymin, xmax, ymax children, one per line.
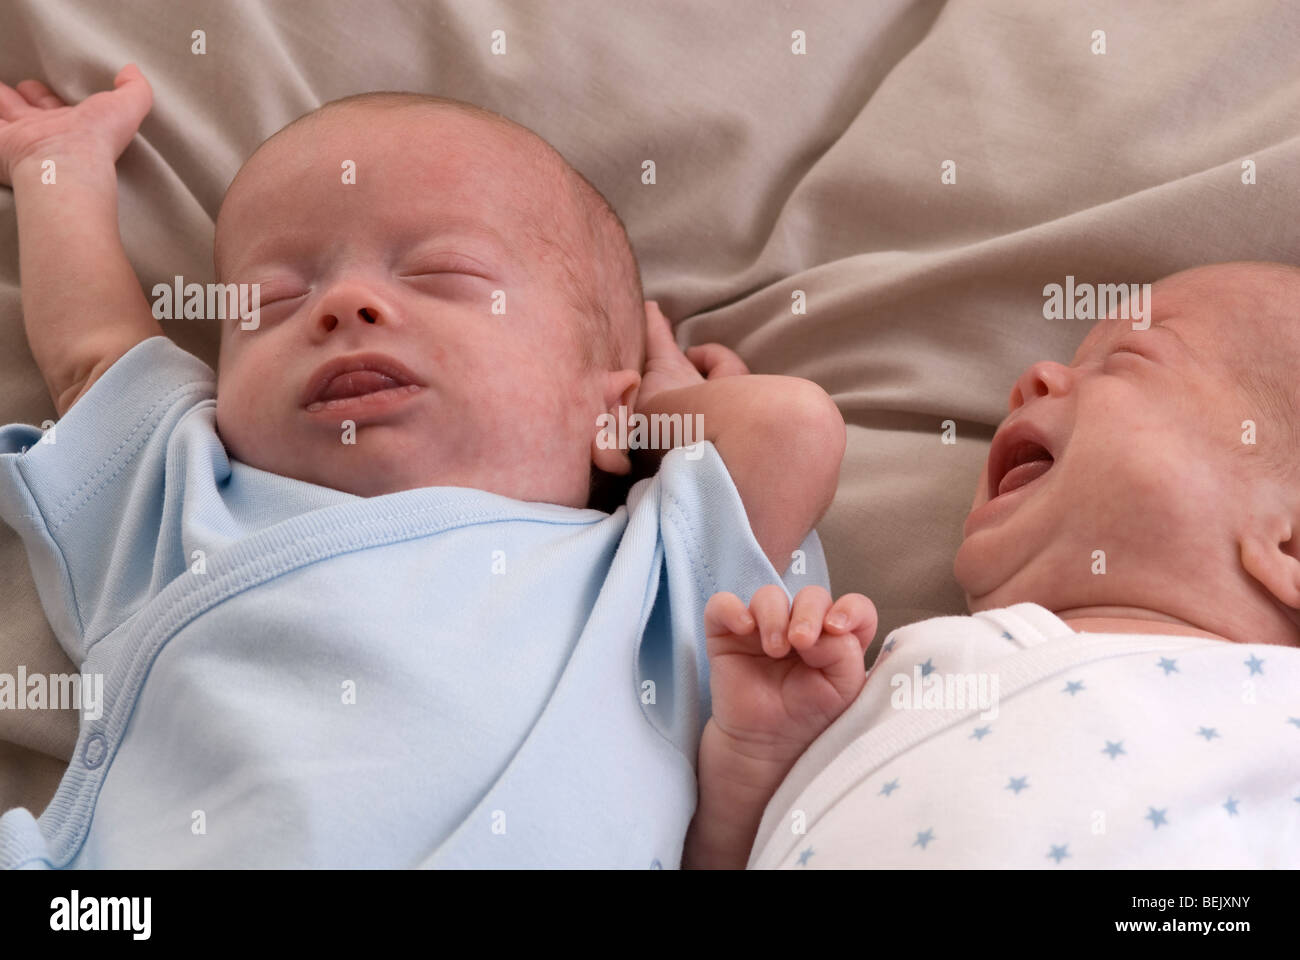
<box><xmin>986</xmin><ymin>417</ymin><xmax>1056</xmax><ymax>503</ymax></box>
<box><xmin>301</xmin><ymin>353</ymin><xmax>423</xmax><ymax>407</ymax></box>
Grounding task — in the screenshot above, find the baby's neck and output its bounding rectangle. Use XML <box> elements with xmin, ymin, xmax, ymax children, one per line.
<box><xmin>1056</xmin><ymin>606</ymin><xmax>1231</xmax><ymax>642</ymax></box>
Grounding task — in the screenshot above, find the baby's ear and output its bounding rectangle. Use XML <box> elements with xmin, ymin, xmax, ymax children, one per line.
<box><xmin>1239</xmin><ymin>512</ymin><xmax>1300</xmax><ymax>610</ymax></box>
<box><xmin>590</xmin><ymin>369</ymin><xmax>640</xmax><ymax>475</ymax></box>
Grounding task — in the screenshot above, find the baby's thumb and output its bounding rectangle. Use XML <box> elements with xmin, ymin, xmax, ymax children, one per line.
<box><xmin>111</xmin><ymin>63</ymin><xmax>153</xmax><ymax>119</ymax></box>
<box><xmin>643</xmin><ymin>301</ymin><xmax>677</xmax><ymax>356</ymax></box>
<box><xmin>686</xmin><ymin>344</ymin><xmax>749</xmax><ymax>379</ymax></box>
<box><xmin>645</xmin><ymin>300</ymin><xmax>670</xmax><ymax>330</ymax></box>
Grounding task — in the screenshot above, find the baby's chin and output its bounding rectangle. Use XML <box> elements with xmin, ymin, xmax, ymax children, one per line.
<box><xmin>960</xmin><ymin>583</ymin><xmax>1012</xmax><ymax>615</ymax></box>
<box><xmin>951</xmin><ymin>528</ymin><xmax>1005</xmax><ymax>605</ymax></box>
<box><xmin>953</xmin><ymin>541</ymin><xmax>1074</xmax><ymax>616</ymax></box>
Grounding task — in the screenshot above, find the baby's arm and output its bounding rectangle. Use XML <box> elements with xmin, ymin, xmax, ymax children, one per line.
<box><xmin>683</xmin><ymin>587</ymin><xmax>876</xmax><ymax>869</ymax></box>
<box><xmin>0</xmin><ymin>65</ymin><xmax>165</xmax><ymax>417</ymax></box>
<box><xmin>633</xmin><ymin>304</ymin><xmax>845</xmax><ymax>573</ymax></box>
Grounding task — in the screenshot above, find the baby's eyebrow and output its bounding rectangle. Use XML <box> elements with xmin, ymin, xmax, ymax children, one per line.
<box><xmin>1155</xmin><ymin>321</ymin><xmax>1193</xmax><ymax>355</ymax></box>
<box><xmin>406</xmin><ymin>218</ymin><xmax>513</xmax><ymax>260</ymax></box>
<box><xmin>230</xmin><ymin>216</ymin><xmax>514</xmax><ymax>276</ymax></box>
<box><xmin>1073</xmin><ymin>318</ymin><xmax>1188</xmax><ymax>367</ymax></box>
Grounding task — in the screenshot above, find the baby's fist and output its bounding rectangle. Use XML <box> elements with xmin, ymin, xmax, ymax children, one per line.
<box><xmin>703</xmin><ymin>585</ymin><xmax>877</xmax><ymax>762</ymax></box>
<box><xmin>0</xmin><ymin>64</ymin><xmax>153</xmax><ymax>184</ymax></box>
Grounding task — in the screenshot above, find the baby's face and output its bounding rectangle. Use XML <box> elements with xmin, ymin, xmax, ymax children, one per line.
<box><xmin>213</xmin><ymin>105</ymin><xmax>617</xmax><ymax>504</ymax></box>
<box><xmin>955</xmin><ymin>264</ymin><xmax>1300</xmax><ymax>641</ymax></box>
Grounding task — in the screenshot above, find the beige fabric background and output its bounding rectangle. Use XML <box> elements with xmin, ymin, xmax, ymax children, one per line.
<box><xmin>2</xmin><ymin>0</ymin><xmax>1297</xmax><ymax>817</ymax></box>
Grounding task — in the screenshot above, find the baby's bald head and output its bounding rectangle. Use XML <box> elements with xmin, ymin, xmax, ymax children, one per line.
<box><xmin>216</xmin><ymin>92</ymin><xmax>645</xmax><ymax>373</ymax></box>
<box><xmin>1151</xmin><ymin>261</ymin><xmax>1300</xmax><ymax>484</ymax></box>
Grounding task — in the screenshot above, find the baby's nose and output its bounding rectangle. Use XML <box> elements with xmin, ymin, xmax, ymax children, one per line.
<box><xmin>318</xmin><ymin>304</ymin><xmax>381</xmax><ymax>332</ymax></box>
<box><xmin>1008</xmin><ymin>360</ymin><xmax>1071</xmax><ymax>412</ymax></box>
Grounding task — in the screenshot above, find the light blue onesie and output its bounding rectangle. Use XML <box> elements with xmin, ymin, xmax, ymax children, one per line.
<box><xmin>0</xmin><ymin>337</ymin><xmax>827</xmax><ymax>868</ymax></box>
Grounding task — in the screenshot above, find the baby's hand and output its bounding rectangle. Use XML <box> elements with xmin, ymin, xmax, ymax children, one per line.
<box><xmin>704</xmin><ymin>585</ymin><xmax>877</xmax><ymax>762</ymax></box>
<box><xmin>636</xmin><ymin>301</ymin><xmax>749</xmax><ymax>407</ymax></box>
<box><xmin>0</xmin><ymin>64</ymin><xmax>152</xmax><ymax>184</ymax></box>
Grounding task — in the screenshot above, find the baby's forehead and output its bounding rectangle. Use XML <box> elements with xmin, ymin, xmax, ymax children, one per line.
<box><xmin>1071</xmin><ymin>264</ymin><xmax>1300</xmax><ymax>370</ymax></box>
<box><xmin>228</xmin><ymin>103</ymin><xmax>528</xmax><ymax>206</ymax></box>
<box><xmin>1070</xmin><ymin>307</ymin><xmax>1191</xmax><ymax>364</ymax></box>
<box><xmin>216</xmin><ymin>101</ymin><xmax>575</xmax><ymax>273</ymax></box>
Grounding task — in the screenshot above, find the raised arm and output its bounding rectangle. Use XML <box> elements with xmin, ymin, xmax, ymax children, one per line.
<box><xmin>1</xmin><ymin>65</ymin><xmax>165</xmax><ymax>417</ymax></box>
<box><xmin>632</xmin><ymin>303</ymin><xmax>845</xmax><ymax>572</ymax></box>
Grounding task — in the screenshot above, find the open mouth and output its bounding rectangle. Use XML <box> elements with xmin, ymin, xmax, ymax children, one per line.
<box><xmin>310</xmin><ymin>371</ymin><xmax>408</xmax><ymax>407</ymax></box>
<box><xmin>991</xmin><ymin>440</ymin><xmax>1054</xmax><ymax>500</ymax></box>
<box><xmin>301</xmin><ymin>353</ymin><xmax>423</xmax><ymax>411</ymax></box>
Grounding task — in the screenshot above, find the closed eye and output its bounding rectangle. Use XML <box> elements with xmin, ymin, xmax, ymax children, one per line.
<box><xmin>1101</xmin><ymin>343</ymin><xmax>1149</xmax><ymax>371</ymax></box>
<box><xmin>397</xmin><ymin>253</ymin><xmax>494</xmax><ymax>280</ymax></box>
<box><xmin>397</xmin><ymin>269</ymin><xmax>493</xmax><ymax>285</ymax></box>
<box><xmin>261</xmin><ymin>291</ymin><xmax>309</xmax><ymax>307</ymax></box>
<box><xmin>397</xmin><ymin>270</ymin><xmax>488</xmax><ymax>280</ymax></box>
<box><xmin>397</xmin><ymin>272</ymin><xmax>492</xmax><ymax>301</ymax></box>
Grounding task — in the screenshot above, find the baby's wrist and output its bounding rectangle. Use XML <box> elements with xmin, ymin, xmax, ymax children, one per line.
<box><xmin>12</xmin><ymin>137</ymin><xmax>118</xmax><ymax>184</ymax></box>
<box><xmin>700</xmin><ymin>718</ymin><xmax>805</xmax><ymax>795</ymax></box>
<box><xmin>686</xmin><ymin>720</ymin><xmax>803</xmax><ymax>869</ymax></box>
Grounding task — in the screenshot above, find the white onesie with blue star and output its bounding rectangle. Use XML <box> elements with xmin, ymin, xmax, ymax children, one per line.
<box><xmin>749</xmin><ymin>602</ymin><xmax>1300</xmax><ymax>868</ymax></box>
<box><xmin>0</xmin><ymin>336</ymin><xmax>827</xmax><ymax>869</ymax></box>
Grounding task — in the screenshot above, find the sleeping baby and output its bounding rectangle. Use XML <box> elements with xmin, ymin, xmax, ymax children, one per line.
<box><xmin>702</xmin><ymin>261</ymin><xmax>1300</xmax><ymax>868</ymax></box>
<box><xmin>0</xmin><ymin>65</ymin><xmax>857</xmax><ymax>868</ymax></box>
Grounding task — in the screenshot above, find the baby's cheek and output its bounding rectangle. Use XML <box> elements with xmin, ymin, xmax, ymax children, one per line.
<box><xmin>969</xmin><ymin>460</ymin><xmax>991</xmax><ymax>511</ymax></box>
<box><xmin>213</xmin><ymin>379</ymin><xmax>264</xmax><ymax>464</ymax></box>
<box><xmin>1109</xmin><ymin>437</ymin><xmax>1222</xmax><ymax>538</ymax></box>
<box><xmin>213</xmin><ymin>391</ymin><xmax>243</xmax><ymax>452</ymax></box>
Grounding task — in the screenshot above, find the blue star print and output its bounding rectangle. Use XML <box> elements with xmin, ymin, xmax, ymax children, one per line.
<box><xmin>913</xmin><ymin>829</ymin><xmax>934</xmax><ymax>850</ymax></box>
<box><xmin>1102</xmin><ymin>740</ymin><xmax>1126</xmax><ymax>759</ymax></box>
<box><xmin>919</xmin><ymin>658</ymin><xmax>936</xmax><ymax>677</ymax></box>
<box><xmin>882</xmin><ymin>638</ymin><xmax>897</xmax><ymax>653</ymax></box>
<box><xmin>797</xmin><ymin>848</ymin><xmax>814</xmax><ymax>866</ymax></box>
<box><xmin>1006</xmin><ymin>776</ymin><xmax>1029</xmax><ymax>794</ymax></box>
<box><xmin>880</xmin><ymin>778</ymin><xmax>900</xmax><ymax>797</ymax></box>
<box><xmin>1244</xmin><ymin>655</ymin><xmax>1264</xmax><ymax>676</ymax></box>
<box><xmin>1145</xmin><ymin>807</ymin><xmax>1169</xmax><ymax>829</ymax></box>
<box><xmin>970</xmin><ymin>725</ymin><xmax>992</xmax><ymax>741</ymax></box>
<box><xmin>1196</xmin><ymin>727</ymin><xmax>1220</xmax><ymax>741</ymax></box>
<box><xmin>1001</xmin><ymin>631</ymin><xmax>1014</xmax><ymax>641</ymax></box>
<box><xmin>1288</xmin><ymin>718</ymin><xmax>1300</xmax><ymax>729</ymax></box>
<box><xmin>1063</xmin><ymin>680</ymin><xmax>1085</xmax><ymax>696</ymax></box>
<box><xmin>1223</xmin><ymin>797</ymin><xmax>1239</xmax><ymax>816</ymax></box>
<box><xmin>1157</xmin><ymin>658</ymin><xmax>1178</xmax><ymax>676</ymax></box>
<box><xmin>1047</xmin><ymin>844</ymin><xmax>1069</xmax><ymax>864</ymax></box>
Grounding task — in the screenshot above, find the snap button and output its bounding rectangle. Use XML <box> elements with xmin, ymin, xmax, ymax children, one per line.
<box><xmin>82</xmin><ymin>733</ymin><xmax>107</xmax><ymax>768</ymax></box>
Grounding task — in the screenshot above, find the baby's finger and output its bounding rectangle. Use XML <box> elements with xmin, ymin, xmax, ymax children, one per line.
<box><xmin>787</xmin><ymin>585</ymin><xmax>833</xmax><ymax>651</ymax></box>
<box><xmin>823</xmin><ymin>593</ymin><xmax>878</xmax><ymax>650</ymax></box>
<box><xmin>110</xmin><ymin>63</ymin><xmax>153</xmax><ymax>122</ymax></box>
<box><xmin>645</xmin><ymin>300</ymin><xmax>672</xmax><ymax>335</ymax></box>
<box><xmin>703</xmin><ymin>592</ymin><xmax>755</xmax><ymax>639</ymax></box>
<box><xmin>749</xmin><ymin>584</ymin><xmax>791</xmax><ymax>659</ymax></box>
<box><xmin>643</xmin><ymin>301</ymin><xmax>679</xmax><ymax>356</ymax></box>
<box><xmin>15</xmin><ymin>79</ymin><xmax>65</xmax><ymax>110</ymax></box>
<box><xmin>0</xmin><ymin>81</ymin><xmax>36</xmax><ymax>120</ymax></box>
<box><xmin>793</xmin><ymin>629</ymin><xmax>867</xmax><ymax>702</ymax></box>
<box><xmin>685</xmin><ymin>343</ymin><xmax>749</xmax><ymax>379</ymax></box>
